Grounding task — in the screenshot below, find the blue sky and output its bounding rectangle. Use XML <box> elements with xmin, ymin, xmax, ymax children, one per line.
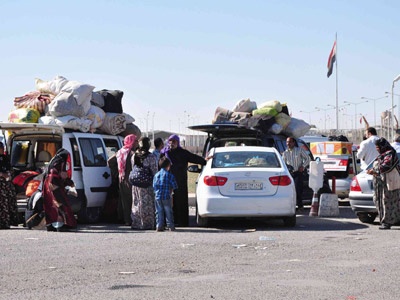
<box><xmin>1</xmin><ymin>0</ymin><xmax>400</xmax><ymax>134</ymax></box>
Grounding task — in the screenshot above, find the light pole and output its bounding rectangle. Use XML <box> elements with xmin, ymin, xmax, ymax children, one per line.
<box><xmin>146</xmin><ymin>111</ymin><xmax>150</xmax><ymax>137</ymax></box>
<box><xmin>390</xmin><ymin>75</ymin><xmax>400</xmax><ymax>140</ymax></box>
<box><xmin>361</xmin><ymin>95</ymin><xmax>388</xmax><ymax>127</ymax></box>
<box><xmin>299</xmin><ymin>110</ymin><xmax>317</xmax><ymax>125</ymax></box>
<box><xmin>343</xmin><ymin>100</ymin><xmax>369</xmax><ymax>131</ymax></box>
<box><xmin>152</xmin><ymin>112</ymin><xmax>155</xmax><ymax>143</ymax></box>
<box><xmin>315</xmin><ymin>106</ymin><xmax>335</xmax><ymax>130</ymax></box>
<box><xmin>342</xmin><ymin>113</ymin><xmax>354</xmax><ymax>130</ymax></box>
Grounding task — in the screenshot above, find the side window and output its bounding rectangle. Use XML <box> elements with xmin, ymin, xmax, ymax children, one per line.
<box><xmin>78</xmin><ymin>138</ymin><xmax>107</xmax><ymax>167</ymax></box>
<box><xmin>69</xmin><ymin>138</ymin><xmax>81</xmax><ymax>168</ymax></box>
<box><xmin>103</xmin><ymin>138</ymin><xmax>121</xmax><ymax>158</ymax></box>
<box><xmin>11</xmin><ymin>140</ymin><xmax>30</xmax><ymax>167</ymax></box>
<box><xmin>274</xmin><ymin>139</ymin><xmax>287</xmax><ymax>154</ymax></box>
<box><xmin>297</xmin><ymin>139</ymin><xmax>314</xmax><ymax>160</ymax></box>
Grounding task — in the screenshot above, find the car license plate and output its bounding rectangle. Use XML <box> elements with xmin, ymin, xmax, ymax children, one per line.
<box><xmin>235</xmin><ymin>182</ymin><xmax>263</xmax><ymax>190</ymax></box>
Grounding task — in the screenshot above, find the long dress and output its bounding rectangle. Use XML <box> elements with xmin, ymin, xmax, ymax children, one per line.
<box><xmin>0</xmin><ymin>153</ymin><xmax>18</xmax><ymax>229</ymax></box>
<box><xmin>131</xmin><ymin>152</ymin><xmax>158</xmax><ymax>230</ymax></box>
<box><xmin>373</xmin><ymin>160</ymin><xmax>400</xmax><ymax>226</ymax></box>
<box><xmin>118</xmin><ymin>151</ymin><xmax>133</xmax><ymax>225</ymax></box>
<box><xmin>164</xmin><ymin>147</ymin><xmax>206</xmax><ymax>227</ymax></box>
<box><xmin>0</xmin><ymin>177</ymin><xmax>18</xmax><ymax>229</ymax></box>
<box><xmin>42</xmin><ymin>168</ymin><xmax>77</xmax><ymax>229</ymax></box>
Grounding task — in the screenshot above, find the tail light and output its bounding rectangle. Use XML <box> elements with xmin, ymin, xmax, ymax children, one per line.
<box><xmin>66</xmin><ymin>153</ymin><xmax>72</xmax><ymax>178</ymax></box>
<box><xmin>269</xmin><ymin>175</ymin><xmax>292</xmax><ymax>186</ymax></box>
<box><xmin>349</xmin><ymin>166</ymin><xmax>354</xmax><ymax>175</ymax></box>
<box><xmin>203</xmin><ymin>175</ymin><xmax>228</xmax><ymax>186</ymax></box>
<box><xmin>350</xmin><ymin>176</ymin><xmax>361</xmax><ymax>192</ymax></box>
<box><xmin>339</xmin><ymin>159</ymin><xmax>348</xmax><ymax>167</ymax></box>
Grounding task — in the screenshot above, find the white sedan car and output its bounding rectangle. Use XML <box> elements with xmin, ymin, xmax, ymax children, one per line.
<box><xmin>190</xmin><ymin>146</ymin><xmax>296</xmax><ymax>227</ymax></box>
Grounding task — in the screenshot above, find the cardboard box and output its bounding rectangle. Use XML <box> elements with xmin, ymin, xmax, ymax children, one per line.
<box><xmin>310</xmin><ymin>141</ymin><xmax>353</xmax><ymax>155</ymax></box>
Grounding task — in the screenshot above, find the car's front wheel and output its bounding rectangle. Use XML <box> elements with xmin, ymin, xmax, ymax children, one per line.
<box><xmin>196</xmin><ymin>204</ymin><xmax>209</xmax><ymax>227</ymax></box>
<box><xmin>283</xmin><ymin>215</ymin><xmax>296</xmax><ymax>227</ymax></box>
<box><xmin>357</xmin><ymin>212</ymin><xmax>377</xmax><ymax>224</ymax></box>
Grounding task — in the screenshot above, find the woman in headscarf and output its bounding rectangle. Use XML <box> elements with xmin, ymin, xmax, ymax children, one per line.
<box><xmin>367</xmin><ymin>137</ymin><xmax>400</xmax><ymax>229</ymax></box>
<box><xmin>131</xmin><ymin>137</ymin><xmax>158</xmax><ymax>230</ymax></box>
<box><xmin>161</xmin><ymin>134</ymin><xmax>206</xmax><ymax>227</ymax></box>
<box><xmin>42</xmin><ymin>148</ymin><xmax>76</xmax><ymax>232</ymax></box>
<box><xmin>116</xmin><ymin>134</ymin><xmax>138</xmax><ymax>226</ymax></box>
<box><xmin>0</xmin><ymin>141</ymin><xmax>18</xmax><ymax>229</ymax></box>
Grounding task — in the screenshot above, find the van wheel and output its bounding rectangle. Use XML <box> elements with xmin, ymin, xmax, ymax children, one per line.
<box><xmin>78</xmin><ymin>207</ymin><xmax>102</xmax><ymax>224</ymax></box>
<box><xmin>196</xmin><ymin>204</ymin><xmax>209</xmax><ymax>227</ymax></box>
<box><xmin>283</xmin><ymin>215</ymin><xmax>296</xmax><ymax>227</ymax></box>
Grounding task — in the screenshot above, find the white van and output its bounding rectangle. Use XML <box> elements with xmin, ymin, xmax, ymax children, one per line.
<box><xmin>0</xmin><ymin>123</ymin><xmax>124</xmax><ymax>223</ymax></box>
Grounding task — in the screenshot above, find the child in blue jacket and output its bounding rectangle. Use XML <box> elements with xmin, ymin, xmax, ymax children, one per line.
<box><xmin>153</xmin><ymin>156</ymin><xmax>178</xmax><ymax>231</ymax></box>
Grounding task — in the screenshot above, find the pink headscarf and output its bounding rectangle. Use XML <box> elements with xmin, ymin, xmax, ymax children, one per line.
<box><xmin>116</xmin><ymin>134</ymin><xmax>137</xmax><ymax>181</ymax></box>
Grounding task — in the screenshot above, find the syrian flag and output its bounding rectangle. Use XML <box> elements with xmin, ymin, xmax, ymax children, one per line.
<box><xmin>327</xmin><ymin>40</ymin><xmax>336</xmax><ymax>78</ymax></box>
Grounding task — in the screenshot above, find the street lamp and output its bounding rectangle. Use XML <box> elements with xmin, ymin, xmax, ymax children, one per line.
<box><xmin>361</xmin><ymin>95</ymin><xmax>388</xmax><ymax>127</ymax></box>
<box><xmin>342</xmin><ymin>113</ymin><xmax>354</xmax><ymax>130</ymax></box>
<box><xmin>315</xmin><ymin>106</ymin><xmax>335</xmax><ymax>130</ymax></box>
<box><xmin>299</xmin><ymin>110</ymin><xmax>317</xmax><ymax>124</ymax></box>
<box><xmin>389</xmin><ymin>75</ymin><xmax>400</xmax><ymax>140</ymax></box>
<box><xmin>343</xmin><ymin>100</ymin><xmax>369</xmax><ymax>131</ymax></box>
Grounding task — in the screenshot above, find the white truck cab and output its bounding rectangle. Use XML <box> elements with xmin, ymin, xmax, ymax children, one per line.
<box><xmin>0</xmin><ymin>123</ymin><xmax>123</xmax><ymax>223</ymax></box>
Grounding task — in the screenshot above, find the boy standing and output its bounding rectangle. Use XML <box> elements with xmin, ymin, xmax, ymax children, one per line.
<box><xmin>153</xmin><ymin>156</ymin><xmax>178</xmax><ymax>231</ymax></box>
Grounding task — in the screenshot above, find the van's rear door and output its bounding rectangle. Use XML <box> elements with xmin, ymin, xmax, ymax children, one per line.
<box><xmin>72</xmin><ymin>132</ymin><xmax>111</xmax><ymax>208</ymax></box>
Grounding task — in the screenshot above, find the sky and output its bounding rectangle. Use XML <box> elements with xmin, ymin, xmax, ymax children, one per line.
<box><xmin>1</xmin><ymin>0</ymin><xmax>400</xmax><ymax>135</ymax></box>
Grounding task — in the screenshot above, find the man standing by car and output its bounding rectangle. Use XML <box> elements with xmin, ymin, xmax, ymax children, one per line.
<box><xmin>282</xmin><ymin>137</ymin><xmax>310</xmax><ymax>211</ymax></box>
<box><xmin>357</xmin><ymin>127</ymin><xmax>379</xmax><ymax>170</ymax></box>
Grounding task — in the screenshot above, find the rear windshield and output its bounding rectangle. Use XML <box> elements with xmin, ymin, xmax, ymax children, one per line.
<box><xmin>212</xmin><ymin>151</ymin><xmax>281</xmax><ymax>168</ymax></box>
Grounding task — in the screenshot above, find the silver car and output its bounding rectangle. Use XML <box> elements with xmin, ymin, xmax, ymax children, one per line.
<box><xmin>349</xmin><ymin>153</ymin><xmax>400</xmax><ymax>223</ymax></box>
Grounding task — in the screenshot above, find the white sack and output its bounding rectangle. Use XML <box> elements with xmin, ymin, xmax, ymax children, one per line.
<box><xmin>48</xmin><ymin>91</ymin><xmax>91</xmax><ymax>118</ymax></box>
<box><xmin>39</xmin><ymin>115</ymin><xmax>91</xmax><ymax>132</ymax></box>
<box><xmin>283</xmin><ymin>117</ymin><xmax>311</xmax><ymax>138</ymax></box>
<box><xmin>61</xmin><ymin>80</ymin><xmax>95</xmax><ymax>106</ymax></box>
<box><xmin>232</xmin><ymin>98</ymin><xmax>257</xmax><ymax>113</ymax></box>
<box><xmin>91</xmin><ymin>91</ymin><xmax>105</xmax><ymax>107</ymax></box>
<box><xmin>35</xmin><ymin>75</ymin><xmax>69</xmax><ymax>95</ymax></box>
<box><xmin>86</xmin><ymin>105</ymin><xmax>106</xmax><ymax>129</ymax></box>
<box><xmin>99</xmin><ymin>113</ymin><xmax>126</xmax><ymax>135</ymax></box>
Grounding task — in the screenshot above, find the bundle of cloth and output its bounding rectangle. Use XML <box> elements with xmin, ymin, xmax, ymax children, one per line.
<box><xmin>212</xmin><ymin>98</ymin><xmax>310</xmax><ymax>138</ymax></box>
<box><xmin>9</xmin><ymin>75</ymin><xmax>137</xmax><ymax>136</ymax></box>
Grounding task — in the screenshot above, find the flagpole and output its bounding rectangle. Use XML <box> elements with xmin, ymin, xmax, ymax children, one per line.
<box><xmin>335</xmin><ymin>32</ymin><xmax>338</xmax><ymax>131</ymax></box>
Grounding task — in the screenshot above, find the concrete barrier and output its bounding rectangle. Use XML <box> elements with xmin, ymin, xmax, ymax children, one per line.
<box><xmin>318</xmin><ymin>193</ymin><xmax>339</xmax><ymax>217</ymax></box>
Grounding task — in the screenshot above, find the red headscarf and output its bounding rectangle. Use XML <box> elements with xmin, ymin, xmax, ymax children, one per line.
<box><xmin>116</xmin><ymin>134</ymin><xmax>137</xmax><ymax>181</ymax></box>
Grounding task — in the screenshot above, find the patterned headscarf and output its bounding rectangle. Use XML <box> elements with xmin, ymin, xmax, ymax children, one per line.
<box><xmin>116</xmin><ymin>134</ymin><xmax>137</xmax><ymax>181</ymax></box>
<box><xmin>375</xmin><ymin>137</ymin><xmax>399</xmax><ymax>173</ymax></box>
<box><xmin>375</xmin><ymin>137</ymin><xmax>392</xmax><ymax>154</ymax></box>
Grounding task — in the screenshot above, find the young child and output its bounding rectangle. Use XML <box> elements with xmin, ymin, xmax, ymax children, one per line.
<box><xmin>153</xmin><ymin>156</ymin><xmax>178</xmax><ymax>232</ymax></box>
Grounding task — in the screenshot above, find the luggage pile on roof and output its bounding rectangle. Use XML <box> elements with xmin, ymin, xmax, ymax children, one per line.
<box><xmin>212</xmin><ymin>99</ymin><xmax>310</xmax><ymax>138</ymax></box>
<box><xmin>8</xmin><ymin>75</ymin><xmax>141</xmax><ymax>138</ymax></box>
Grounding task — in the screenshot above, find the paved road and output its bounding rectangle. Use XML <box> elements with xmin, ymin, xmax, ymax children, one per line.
<box><xmin>1</xmin><ymin>205</ymin><xmax>399</xmax><ymax>300</ymax></box>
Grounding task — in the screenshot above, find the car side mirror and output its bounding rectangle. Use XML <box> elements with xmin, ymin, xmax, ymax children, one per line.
<box><xmin>187</xmin><ymin>165</ymin><xmax>202</xmax><ymax>173</ymax></box>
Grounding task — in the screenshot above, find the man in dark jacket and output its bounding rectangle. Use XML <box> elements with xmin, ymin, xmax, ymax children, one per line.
<box><xmin>161</xmin><ymin>135</ymin><xmax>206</xmax><ymax>227</ymax></box>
